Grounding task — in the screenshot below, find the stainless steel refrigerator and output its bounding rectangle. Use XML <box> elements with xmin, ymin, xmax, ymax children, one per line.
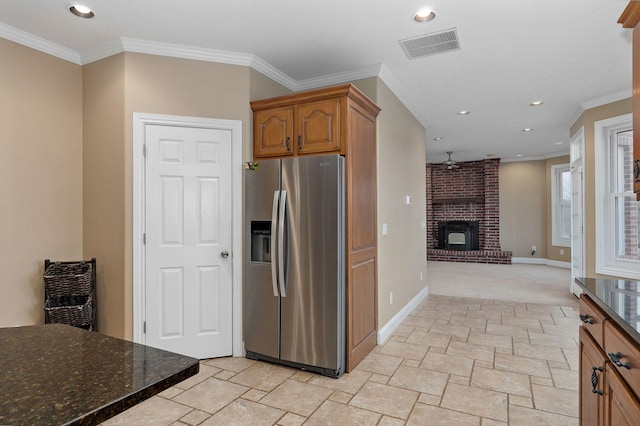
<box><xmin>244</xmin><ymin>154</ymin><xmax>345</xmax><ymax>378</ymax></box>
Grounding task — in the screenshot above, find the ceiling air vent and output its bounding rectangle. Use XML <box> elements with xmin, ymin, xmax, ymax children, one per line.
<box><xmin>399</xmin><ymin>28</ymin><xmax>460</xmax><ymax>60</ymax></box>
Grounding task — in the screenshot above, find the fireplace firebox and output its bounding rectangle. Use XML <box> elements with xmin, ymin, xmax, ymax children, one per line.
<box><xmin>437</xmin><ymin>220</ymin><xmax>479</xmax><ymax>251</ymax></box>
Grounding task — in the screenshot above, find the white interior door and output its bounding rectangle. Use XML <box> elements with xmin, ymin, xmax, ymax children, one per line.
<box><xmin>144</xmin><ymin>124</ymin><xmax>233</xmax><ymax>359</ymax></box>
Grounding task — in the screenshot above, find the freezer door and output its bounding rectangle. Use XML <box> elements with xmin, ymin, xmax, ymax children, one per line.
<box><xmin>244</xmin><ymin>159</ymin><xmax>281</xmax><ymax>359</ymax></box>
<box><xmin>280</xmin><ymin>155</ymin><xmax>345</xmax><ymax>372</ymax></box>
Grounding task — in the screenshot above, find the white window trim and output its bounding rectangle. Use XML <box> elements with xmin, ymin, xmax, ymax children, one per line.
<box><xmin>594</xmin><ymin>113</ymin><xmax>640</xmax><ymax>279</ymax></box>
<box><xmin>551</xmin><ymin>163</ymin><xmax>571</xmax><ymax>247</ymax></box>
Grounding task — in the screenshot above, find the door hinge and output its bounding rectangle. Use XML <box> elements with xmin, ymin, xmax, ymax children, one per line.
<box><xmin>143</xmin><ymin>233</ymin><xmax>146</xmax><ymax>245</ymax></box>
<box><xmin>143</xmin><ymin>321</ymin><xmax>146</xmax><ymax>333</ymax></box>
<box><xmin>143</xmin><ymin>144</ymin><xmax>147</xmax><ymax>157</ymax></box>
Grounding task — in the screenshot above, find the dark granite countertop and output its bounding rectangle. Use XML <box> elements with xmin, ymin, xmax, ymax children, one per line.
<box><xmin>0</xmin><ymin>324</ymin><xmax>199</xmax><ymax>425</ymax></box>
<box><xmin>575</xmin><ymin>277</ymin><xmax>640</xmax><ymax>344</ymax></box>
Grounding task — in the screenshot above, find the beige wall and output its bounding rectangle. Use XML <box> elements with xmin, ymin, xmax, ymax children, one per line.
<box><xmin>570</xmin><ymin>97</ymin><xmax>632</xmax><ymax>278</ymax></box>
<box><xmin>83</xmin><ymin>54</ymin><xmax>126</xmax><ymax>337</ymax></box>
<box><xmin>0</xmin><ymin>39</ymin><xmax>83</xmax><ymax>327</ymax></box>
<box><xmin>499</xmin><ymin>156</ymin><xmax>572</xmax><ymax>261</ymax></box>
<box><xmin>500</xmin><ymin>160</ymin><xmax>547</xmax><ymax>258</ymax></box>
<box><xmin>546</xmin><ymin>155</ymin><xmax>571</xmax><ymax>263</ymax></box>
<box><xmin>2</xmin><ymin>40</ymin><xmax>427</xmax><ymax>338</ymax></box>
<box><xmin>371</xmin><ymin>80</ymin><xmax>427</xmax><ymax>327</ymax></box>
<box><xmin>83</xmin><ymin>53</ymin><xmax>263</xmax><ymax>338</ymax></box>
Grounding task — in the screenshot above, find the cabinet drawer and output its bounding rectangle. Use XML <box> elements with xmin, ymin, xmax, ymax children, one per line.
<box><xmin>604</xmin><ymin>321</ymin><xmax>640</xmax><ymax>400</ymax></box>
<box><xmin>580</xmin><ymin>295</ymin><xmax>607</xmax><ymax>347</ymax></box>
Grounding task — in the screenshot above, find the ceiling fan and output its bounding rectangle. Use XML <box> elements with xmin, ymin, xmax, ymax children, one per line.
<box><xmin>443</xmin><ymin>151</ymin><xmax>460</xmax><ymax>170</ymax></box>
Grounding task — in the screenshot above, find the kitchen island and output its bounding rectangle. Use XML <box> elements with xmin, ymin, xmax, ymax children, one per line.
<box><xmin>575</xmin><ymin>277</ymin><xmax>640</xmax><ymax>424</ymax></box>
<box><xmin>0</xmin><ymin>324</ymin><xmax>199</xmax><ymax>425</ymax></box>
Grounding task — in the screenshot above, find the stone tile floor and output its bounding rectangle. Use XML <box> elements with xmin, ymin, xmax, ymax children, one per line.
<box><xmin>103</xmin><ymin>294</ymin><xmax>580</xmax><ymax>425</ymax></box>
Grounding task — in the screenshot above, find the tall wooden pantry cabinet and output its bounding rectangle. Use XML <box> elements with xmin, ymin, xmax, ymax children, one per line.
<box><xmin>619</xmin><ymin>1</ymin><xmax>640</xmax><ymax>197</ymax></box>
<box><xmin>250</xmin><ymin>84</ymin><xmax>381</xmax><ymax>372</ymax></box>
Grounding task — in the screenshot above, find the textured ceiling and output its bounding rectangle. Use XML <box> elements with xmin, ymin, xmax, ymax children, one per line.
<box><xmin>0</xmin><ymin>0</ymin><xmax>632</xmax><ymax>163</ymax></box>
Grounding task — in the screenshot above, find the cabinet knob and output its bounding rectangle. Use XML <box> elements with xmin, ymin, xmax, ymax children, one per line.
<box><xmin>608</xmin><ymin>352</ymin><xmax>631</xmax><ymax>369</ymax></box>
<box><xmin>579</xmin><ymin>314</ymin><xmax>594</xmax><ymax>324</ymax></box>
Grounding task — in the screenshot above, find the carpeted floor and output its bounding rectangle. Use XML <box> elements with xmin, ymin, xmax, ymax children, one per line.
<box><xmin>426</xmin><ymin>261</ymin><xmax>579</xmax><ymax>307</ymax></box>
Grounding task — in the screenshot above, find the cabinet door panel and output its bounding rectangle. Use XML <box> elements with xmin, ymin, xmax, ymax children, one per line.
<box><xmin>633</xmin><ymin>24</ymin><xmax>640</xmax><ymax>195</ymax></box>
<box><xmin>606</xmin><ymin>364</ymin><xmax>640</xmax><ymax>425</ymax></box>
<box><xmin>580</xmin><ymin>327</ymin><xmax>606</xmax><ymax>425</ymax></box>
<box><xmin>296</xmin><ymin>99</ymin><xmax>340</xmax><ymax>154</ymax></box>
<box><xmin>254</xmin><ymin>107</ymin><xmax>294</xmax><ymax>158</ymax></box>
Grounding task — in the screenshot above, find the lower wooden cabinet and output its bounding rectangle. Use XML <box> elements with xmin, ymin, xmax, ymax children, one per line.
<box><xmin>580</xmin><ymin>327</ymin><xmax>605</xmax><ymax>425</ymax></box>
<box><xmin>579</xmin><ymin>295</ymin><xmax>640</xmax><ymax>425</ymax></box>
<box><xmin>605</xmin><ymin>364</ymin><xmax>640</xmax><ymax>425</ymax></box>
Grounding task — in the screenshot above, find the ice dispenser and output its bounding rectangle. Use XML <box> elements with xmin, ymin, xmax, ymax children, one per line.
<box><xmin>250</xmin><ymin>221</ymin><xmax>271</xmax><ymax>263</ymax></box>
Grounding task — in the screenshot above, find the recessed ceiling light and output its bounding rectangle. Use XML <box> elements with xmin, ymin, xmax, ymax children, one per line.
<box><xmin>433</xmin><ymin>137</ymin><xmax>444</xmax><ymax>141</ymax></box>
<box><xmin>457</xmin><ymin>110</ymin><xmax>470</xmax><ymax>115</ymax></box>
<box><xmin>69</xmin><ymin>4</ymin><xmax>95</xmax><ymax>18</ymax></box>
<box><xmin>530</xmin><ymin>101</ymin><xmax>544</xmax><ymax>106</ymax></box>
<box><xmin>516</xmin><ymin>154</ymin><xmax>524</xmax><ymax>157</ymax></box>
<box><xmin>522</xmin><ymin>128</ymin><xmax>533</xmax><ymax>132</ymax></box>
<box><xmin>486</xmin><ymin>154</ymin><xmax>496</xmax><ymax>158</ymax></box>
<box><xmin>414</xmin><ymin>8</ymin><xmax>436</xmax><ymax>22</ymax></box>
<box><xmin>554</xmin><ymin>141</ymin><xmax>563</xmax><ymax>145</ymax></box>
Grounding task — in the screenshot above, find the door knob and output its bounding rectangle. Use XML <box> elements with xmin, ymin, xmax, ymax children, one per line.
<box><xmin>221</xmin><ymin>250</ymin><xmax>229</xmax><ymax>258</ymax></box>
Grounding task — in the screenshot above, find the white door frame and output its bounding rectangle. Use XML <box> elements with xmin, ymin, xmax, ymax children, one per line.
<box><xmin>133</xmin><ymin>112</ymin><xmax>243</xmax><ymax>357</ymax></box>
<box><xmin>570</xmin><ymin>126</ymin><xmax>585</xmax><ymax>297</ymax></box>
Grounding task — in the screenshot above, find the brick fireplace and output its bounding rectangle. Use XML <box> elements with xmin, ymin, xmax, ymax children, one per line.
<box><xmin>426</xmin><ymin>158</ymin><xmax>512</xmax><ymax>264</ymax></box>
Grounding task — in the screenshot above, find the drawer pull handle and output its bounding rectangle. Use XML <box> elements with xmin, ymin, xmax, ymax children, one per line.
<box><xmin>579</xmin><ymin>314</ymin><xmax>594</xmax><ymax>324</ymax></box>
<box><xmin>285</xmin><ymin>137</ymin><xmax>291</xmax><ymax>151</ymax></box>
<box><xmin>591</xmin><ymin>366</ymin><xmax>603</xmax><ymax>395</ymax></box>
<box><xmin>608</xmin><ymin>352</ymin><xmax>631</xmax><ymax>369</ymax></box>
<box><xmin>298</xmin><ymin>135</ymin><xmax>302</xmax><ymax>150</ymax></box>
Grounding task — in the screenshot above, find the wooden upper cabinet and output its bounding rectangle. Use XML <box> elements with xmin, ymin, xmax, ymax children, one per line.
<box><xmin>296</xmin><ymin>99</ymin><xmax>340</xmax><ymax>154</ymax></box>
<box><xmin>253</xmin><ymin>107</ymin><xmax>295</xmax><ymax>158</ymax></box>
<box><xmin>619</xmin><ymin>1</ymin><xmax>640</xmax><ymax>196</ymax></box>
<box><xmin>251</xmin><ymin>84</ymin><xmax>378</xmax><ymax>160</ymax></box>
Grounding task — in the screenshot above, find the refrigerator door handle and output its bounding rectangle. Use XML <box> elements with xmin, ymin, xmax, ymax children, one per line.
<box><xmin>270</xmin><ymin>190</ymin><xmax>280</xmax><ymax>297</ymax></box>
<box><xmin>278</xmin><ymin>190</ymin><xmax>287</xmax><ymax>297</ymax></box>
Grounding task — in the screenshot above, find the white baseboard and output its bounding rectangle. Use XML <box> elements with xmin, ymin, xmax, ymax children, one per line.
<box><xmin>511</xmin><ymin>257</ymin><xmax>570</xmax><ymax>269</ymax></box>
<box><xmin>377</xmin><ymin>285</ymin><xmax>429</xmax><ymax>345</ymax></box>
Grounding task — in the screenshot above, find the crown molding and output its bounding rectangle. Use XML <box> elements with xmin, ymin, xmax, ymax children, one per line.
<box><xmin>580</xmin><ymin>89</ymin><xmax>631</xmax><ymax>110</ymax></box>
<box><xmin>377</xmin><ymin>64</ymin><xmax>430</xmax><ymax>129</ymax></box>
<box><xmin>567</xmin><ymin>89</ymin><xmax>631</xmax><ymax>128</ymax></box>
<box><xmin>1</xmin><ymin>23</ymin><xmax>430</xmax><ymax>130</ymax></box>
<box><xmin>80</xmin><ymin>38</ymin><xmax>125</xmax><ymax>64</ymax></box>
<box><xmin>500</xmin><ymin>150</ymin><xmax>569</xmax><ymax>163</ymax></box>
<box><xmin>293</xmin><ymin>63</ymin><xmax>382</xmax><ymax>91</ymax></box>
<box><xmin>0</xmin><ymin>23</ymin><xmax>81</xmax><ymax>64</ymax></box>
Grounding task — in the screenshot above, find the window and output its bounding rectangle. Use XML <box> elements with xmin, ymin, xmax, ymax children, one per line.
<box><xmin>595</xmin><ymin>113</ymin><xmax>640</xmax><ymax>279</ymax></box>
<box><xmin>551</xmin><ymin>164</ymin><xmax>571</xmax><ymax>247</ymax></box>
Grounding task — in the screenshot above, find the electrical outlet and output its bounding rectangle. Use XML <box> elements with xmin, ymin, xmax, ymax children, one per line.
<box><xmin>420</xmin><ymin>272</ymin><xmax>423</xmax><ymax>281</ymax></box>
<box><xmin>389</xmin><ymin>292</ymin><xmax>394</xmax><ymax>304</ymax></box>
<box><xmin>560</xmin><ymin>249</ymin><xmax>565</xmax><ymax>255</ymax></box>
<box><xmin>382</xmin><ymin>223</ymin><xmax>388</xmax><ymax>236</ymax></box>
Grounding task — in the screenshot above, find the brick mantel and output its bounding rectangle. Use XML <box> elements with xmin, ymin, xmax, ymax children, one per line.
<box><xmin>426</xmin><ymin>158</ymin><xmax>512</xmax><ymax>264</ymax></box>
